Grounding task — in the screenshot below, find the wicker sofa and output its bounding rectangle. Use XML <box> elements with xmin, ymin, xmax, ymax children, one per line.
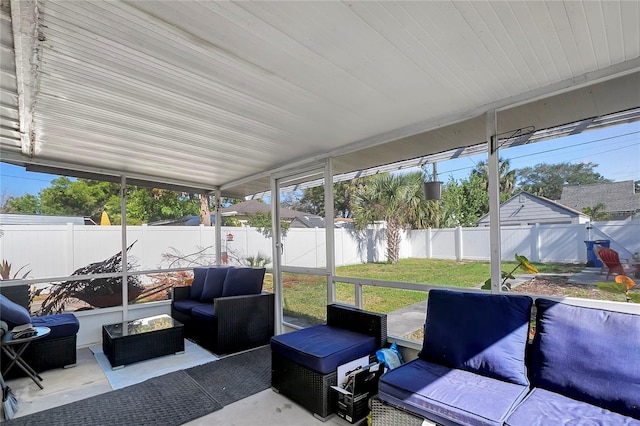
<box><xmin>372</xmin><ymin>290</ymin><xmax>640</xmax><ymax>426</ymax></box>
<box><xmin>0</xmin><ymin>294</ymin><xmax>79</xmax><ymax>379</ymax></box>
<box><xmin>171</xmin><ymin>266</ymin><xmax>274</xmax><ymax>355</ymax></box>
<box><xmin>271</xmin><ymin>304</ymin><xmax>387</xmax><ymax>421</ymax></box>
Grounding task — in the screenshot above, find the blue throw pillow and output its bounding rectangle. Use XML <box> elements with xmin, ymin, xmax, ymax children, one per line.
<box><xmin>419</xmin><ymin>289</ymin><xmax>532</xmax><ymax>386</ymax></box>
<box><xmin>221</xmin><ymin>268</ymin><xmax>265</xmax><ymax>297</ymax></box>
<box><xmin>200</xmin><ymin>268</ymin><xmax>230</xmax><ymax>302</ymax></box>
<box><xmin>190</xmin><ymin>267</ymin><xmax>208</xmax><ymax>300</ymax></box>
<box><xmin>0</xmin><ymin>294</ymin><xmax>31</xmax><ymax>329</ymax></box>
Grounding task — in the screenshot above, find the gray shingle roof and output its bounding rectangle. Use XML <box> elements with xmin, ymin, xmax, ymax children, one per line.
<box><xmin>219</xmin><ymin>200</ymin><xmax>319</xmax><ymax>220</ymax></box>
<box><xmin>559</xmin><ymin>180</ymin><xmax>640</xmax><ymax>213</ymax></box>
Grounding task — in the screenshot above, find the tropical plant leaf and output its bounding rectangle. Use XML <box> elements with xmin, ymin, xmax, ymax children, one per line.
<box><xmin>628</xmin><ymin>292</ymin><xmax>640</xmax><ymax>303</ymax></box>
<box><xmin>615</xmin><ymin>275</ymin><xmax>637</xmax><ymax>290</ymax></box>
<box><xmin>481</xmin><ymin>279</ymin><xmax>491</xmax><ymax>290</ymax></box>
<box><xmin>597</xmin><ymin>282</ymin><xmax>627</xmax><ymax>294</ymax></box>
<box><xmin>515</xmin><ymin>254</ymin><xmax>538</xmax><ymax>274</ymax></box>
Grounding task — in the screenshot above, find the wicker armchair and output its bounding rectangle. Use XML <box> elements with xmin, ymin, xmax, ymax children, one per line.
<box><xmin>271</xmin><ymin>304</ymin><xmax>387</xmax><ymax>421</ymax></box>
<box><xmin>0</xmin><ymin>294</ymin><xmax>78</xmax><ymax>379</ymax></box>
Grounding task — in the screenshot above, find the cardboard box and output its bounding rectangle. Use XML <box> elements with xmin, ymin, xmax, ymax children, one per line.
<box><xmin>331</xmin><ymin>358</ymin><xmax>383</xmax><ymax>424</ymax></box>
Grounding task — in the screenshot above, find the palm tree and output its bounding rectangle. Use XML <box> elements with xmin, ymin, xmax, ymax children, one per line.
<box><xmin>472</xmin><ymin>158</ymin><xmax>516</xmax><ymax>195</ymax></box>
<box><xmin>582</xmin><ymin>203</ymin><xmax>610</xmax><ymax>221</ymax></box>
<box><xmin>351</xmin><ymin>172</ymin><xmax>431</xmax><ymax>264</ymax></box>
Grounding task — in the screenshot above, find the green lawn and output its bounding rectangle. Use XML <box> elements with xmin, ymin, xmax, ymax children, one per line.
<box><xmin>263</xmin><ymin>258</ymin><xmax>587</xmax><ymax>326</ymax></box>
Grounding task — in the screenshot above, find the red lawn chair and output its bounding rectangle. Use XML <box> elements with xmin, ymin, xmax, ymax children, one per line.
<box><xmin>596</xmin><ymin>247</ymin><xmax>634</xmax><ymax>280</ymax></box>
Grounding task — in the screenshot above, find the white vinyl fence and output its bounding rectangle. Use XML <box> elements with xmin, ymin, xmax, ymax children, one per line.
<box><xmin>1</xmin><ymin>221</ymin><xmax>638</xmax><ymax>280</ymax></box>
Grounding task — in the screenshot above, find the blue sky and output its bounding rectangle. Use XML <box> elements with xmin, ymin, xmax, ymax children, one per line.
<box><xmin>1</xmin><ymin>121</ymin><xmax>638</xmax><ymax>199</ymax></box>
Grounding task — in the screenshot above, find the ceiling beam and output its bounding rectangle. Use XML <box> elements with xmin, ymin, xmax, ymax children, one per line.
<box><xmin>10</xmin><ymin>0</ymin><xmax>41</xmax><ymax>157</ymax></box>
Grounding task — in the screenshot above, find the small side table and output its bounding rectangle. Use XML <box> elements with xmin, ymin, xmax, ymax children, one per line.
<box><xmin>1</xmin><ymin>327</ymin><xmax>51</xmax><ymax>389</ymax></box>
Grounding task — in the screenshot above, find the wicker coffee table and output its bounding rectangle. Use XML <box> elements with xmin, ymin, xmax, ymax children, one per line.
<box><xmin>102</xmin><ymin>314</ymin><xmax>184</xmax><ymax>369</ymax></box>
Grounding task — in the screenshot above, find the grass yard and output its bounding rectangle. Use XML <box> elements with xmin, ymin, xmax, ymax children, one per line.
<box><xmin>263</xmin><ymin>258</ymin><xmax>626</xmax><ymax>327</ymax></box>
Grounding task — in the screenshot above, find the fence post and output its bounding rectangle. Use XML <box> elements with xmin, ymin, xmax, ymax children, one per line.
<box><xmin>66</xmin><ymin>223</ymin><xmax>75</xmax><ymax>274</ymax></box>
<box><xmin>533</xmin><ymin>223</ymin><xmax>541</xmax><ymax>262</ymax></box>
<box><xmin>455</xmin><ymin>226</ymin><xmax>463</xmax><ymax>261</ymax></box>
<box><xmin>426</xmin><ymin>228</ymin><xmax>432</xmax><ymax>259</ymax></box>
<box><xmin>315</xmin><ymin>227</ymin><xmax>319</xmax><ymax>268</ymax></box>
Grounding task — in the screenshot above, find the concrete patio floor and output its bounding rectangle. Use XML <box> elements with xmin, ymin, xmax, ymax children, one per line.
<box><xmin>6</xmin><ymin>346</ymin><xmax>359</xmax><ymax>426</ymax></box>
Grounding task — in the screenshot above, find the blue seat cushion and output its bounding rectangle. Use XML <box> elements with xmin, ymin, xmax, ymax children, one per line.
<box><xmin>189</xmin><ymin>267</ymin><xmax>208</xmax><ymax>300</ymax></box>
<box><xmin>172</xmin><ymin>299</ymin><xmax>212</xmax><ymax>316</ymax></box>
<box><xmin>191</xmin><ymin>305</ymin><xmax>215</xmax><ymax>322</ymax></box>
<box><xmin>420</xmin><ymin>289</ymin><xmax>532</xmax><ymax>386</ymax></box>
<box><xmin>200</xmin><ymin>267</ymin><xmax>229</xmax><ymax>302</ymax></box>
<box><xmin>31</xmin><ymin>314</ymin><xmax>79</xmax><ymax>340</ymax></box>
<box><xmin>0</xmin><ymin>294</ymin><xmax>31</xmax><ymax>329</ymax></box>
<box><xmin>270</xmin><ymin>324</ymin><xmax>376</xmax><ymax>375</ymax></box>
<box><xmin>379</xmin><ymin>359</ymin><xmax>530</xmax><ymax>426</ymax></box>
<box><xmin>221</xmin><ymin>268</ymin><xmax>265</xmax><ymax>297</ymax></box>
<box><xmin>531</xmin><ymin>299</ymin><xmax>640</xmax><ymax>419</ymax></box>
<box><xmin>505</xmin><ymin>388</ymin><xmax>640</xmax><ymax>426</ymax></box>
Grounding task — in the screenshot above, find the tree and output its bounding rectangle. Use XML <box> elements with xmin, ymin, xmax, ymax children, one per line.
<box><xmin>517</xmin><ymin>162</ymin><xmax>609</xmax><ymax>200</ymax></box>
<box><xmin>4</xmin><ymin>177</ymin><xmax>202</xmax><ymax>225</ymax></box>
<box><xmin>439</xmin><ymin>174</ymin><xmax>489</xmax><ymax>227</ymax></box>
<box><xmin>122</xmin><ymin>187</ymin><xmax>200</xmax><ymax>225</ymax></box>
<box><xmin>38</xmin><ymin>177</ymin><xmax>118</xmax><ymax>219</ymax></box>
<box><xmin>292</xmin><ymin>181</ymin><xmax>360</xmax><ymax>218</ymax></box>
<box><xmin>199</xmin><ymin>194</ymin><xmax>211</xmax><ymax>226</ymax></box>
<box><xmin>582</xmin><ymin>203</ymin><xmax>610</xmax><ymax>221</ymax></box>
<box><xmin>471</xmin><ymin>158</ymin><xmax>516</xmax><ymax>196</ymax></box>
<box><xmin>351</xmin><ymin>171</ymin><xmax>431</xmax><ymax>264</ymax></box>
<box><xmin>3</xmin><ymin>193</ymin><xmax>41</xmax><ymax>213</ymax></box>
<box><xmin>246</xmin><ymin>211</ymin><xmax>291</xmax><ymax>238</ymax></box>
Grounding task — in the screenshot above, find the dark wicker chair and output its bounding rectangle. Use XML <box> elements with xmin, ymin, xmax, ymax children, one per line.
<box><xmin>0</xmin><ymin>293</ymin><xmax>78</xmax><ymax>379</ymax></box>
<box><xmin>271</xmin><ymin>304</ymin><xmax>387</xmax><ymax>421</ymax></box>
<box><xmin>171</xmin><ymin>287</ymin><xmax>275</xmax><ymax>355</ymax></box>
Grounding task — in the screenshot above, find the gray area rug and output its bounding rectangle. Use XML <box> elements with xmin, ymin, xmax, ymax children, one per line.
<box><xmin>186</xmin><ymin>345</ymin><xmax>271</xmax><ymax>406</ymax></box>
<box><xmin>5</xmin><ymin>345</ymin><xmax>271</xmax><ymax>426</ymax></box>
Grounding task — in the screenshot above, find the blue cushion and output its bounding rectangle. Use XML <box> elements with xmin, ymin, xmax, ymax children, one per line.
<box><xmin>0</xmin><ymin>294</ymin><xmax>31</xmax><ymax>329</ymax></box>
<box><xmin>505</xmin><ymin>388</ymin><xmax>640</xmax><ymax>426</ymax></box>
<box><xmin>530</xmin><ymin>299</ymin><xmax>640</xmax><ymax>419</ymax></box>
<box><xmin>200</xmin><ymin>268</ymin><xmax>229</xmax><ymax>302</ymax></box>
<box><xmin>189</xmin><ymin>267</ymin><xmax>208</xmax><ymax>300</ymax></box>
<box><xmin>172</xmin><ymin>299</ymin><xmax>212</xmax><ymax>315</ymax></box>
<box><xmin>221</xmin><ymin>268</ymin><xmax>265</xmax><ymax>297</ymax></box>
<box><xmin>379</xmin><ymin>359</ymin><xmax>530</xmax><ymax>426</ymax></box>
<box><xmin>419</xmin><ymin>290</ymin><xmax>532</xmax><ymax>386</ymax></box>
<box><xmin>191</xmin><ymin>305</ymin><xmax>215</xmax><ymax>322</ymax></box>
<box><xmin>270</xmin><ymin>325</ymin><xmax>376</xmax><ymax>374</ymax></box>
<box><xmin>31</xmin><ymin>313</ymin><xmax>79</xmax><ymax>340</ymax></box>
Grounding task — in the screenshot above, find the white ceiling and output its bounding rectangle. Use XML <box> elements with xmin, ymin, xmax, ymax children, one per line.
<box><xmin>1</xmin><ymin>1</ymin><xmax>639</xmax><ymax>198</ymax></box>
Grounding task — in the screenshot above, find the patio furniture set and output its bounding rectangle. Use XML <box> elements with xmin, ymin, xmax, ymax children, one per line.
<box><xmin>105</xmin><ymin>265</ymin><xmax>275</xmax><ymax>368</ymax></box>
<box><xmin>3</xmin><ymin>267</ymin><xmax>638</xmax><ymax>426</ymax></box>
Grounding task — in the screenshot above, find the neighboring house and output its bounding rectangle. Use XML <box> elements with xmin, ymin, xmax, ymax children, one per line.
<box><xmin>477</xmin><ymin>191</ymin><xmax>589</xmax><ymax>227</ymax></box>
<box><xmin>0</xmin><ymin>213</ymin><xmax>96</xmax><ymax>225</ymax></box>
<box><xmin>290</xmin><ymin>216</ymin><xmax>328</xmax><ymax>228</ymax></box>
<box><xmin>147</xmin><ymin>216</ymin><xmax>203</xmax><ymax>226</ymax></box>
<box><xmin>559</xmin><ymin>180</ymin><xmax>640</xmax><ymax>221</ymax></box>
<box><xmin>147</xmin><ymin>200</ymin><xmax>326</xmax><ymax>227</ymax></box>
<box><xmin>219</xmin><ymin>199</ymin><xmax>321</xmax><ymax>225</ymax></box>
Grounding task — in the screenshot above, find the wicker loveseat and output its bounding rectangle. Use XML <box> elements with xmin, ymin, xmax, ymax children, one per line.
<box><xmin>171</xmin><ymin>266</ymin><xmax>274</xmax><ymax>355</ymax></box>
<box><xmin>271</xmin><ymin>304</ymin><xmax>387</xmax><ymax>421</ymax></box>
<box><xmin>0</xmin><ymin>294</ymin><xmax>79</xmax><ymax>379</ymax></box>
<box><xmin>372</xmin><ymin>290</ymin><xmax>640</xmax><ymax>425</ymax></box>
